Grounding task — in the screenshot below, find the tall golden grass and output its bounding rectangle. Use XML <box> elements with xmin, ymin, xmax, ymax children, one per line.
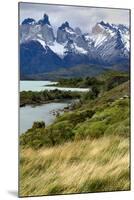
<box><xmin>19</xmin><ymin>135</ymin><xmax>130</xmax><ymax>196</ymax></box>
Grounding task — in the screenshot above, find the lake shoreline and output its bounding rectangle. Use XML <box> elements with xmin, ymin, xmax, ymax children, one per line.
<box><xmin>20</xmin><ymin>80</ymin><xmax>89</xmax><ymax>92</ymax></box>
<box><xmin>45</xmin><ymin>83</ymin><xmax>90</xmax><ymax>89</ymax></box>
<box><xmin>20</xmin><ymin>100</ymin><xmax>76</xmax><ymax>134</ymax></box>
<box><xmin>20</xmin><ymin>98</ymin><xmax>78</xmax><ymax>108</ymax></box>
<box><xmin>20</xmin><ymin>89</ymin><xmax>82</xmax><ymax>107</ymax></box>
<box><xmin>20</xmin><ymin>80</ymin><xmax>84</xmax><ymax>133</ymax></box>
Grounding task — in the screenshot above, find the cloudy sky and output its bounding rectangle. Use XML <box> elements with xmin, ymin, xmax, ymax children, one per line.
<box><xmin>19</xmin><ymin>2</ymin><xmax>130</xmax><ymax>33</ymax></box>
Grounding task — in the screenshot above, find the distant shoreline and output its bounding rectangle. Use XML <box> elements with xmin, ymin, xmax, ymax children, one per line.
<box><xmin>20</xmin><ymin>98</ymin><xmax>77</xmax><ymax>107</ymax></box>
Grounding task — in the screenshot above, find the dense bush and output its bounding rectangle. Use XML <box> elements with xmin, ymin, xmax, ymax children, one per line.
<box><xmin>20</xmin><ymin>128</ymin><xmax>47</xmax><ymax>149</ymax></box>
<box><xmin>57</xmin><ymin>77</ymin><xmax>103</xmax><ymax>88</ymax></box>
<box><xmin>105</xmin><ymin>75</ymin><xmax>129</xmax><ymax>91</ymax></box>
<box><xmin>104</xmin><ymin>119</ymin><xmax>130</xmax><ymax>138</ymax></box>
<box><xmin>32</xmin><ymin>121</ymin><xmax>45</xmax><ymax>129</ymax></box>
<box><xmin>47</xmin><ymin>121</ymin><xmax>75</xmax><ymax>145</ymax></box>
<box><xmin>20</xmin><ymin>120</ymin><xmax>75</xmax><ymax>149</ymax></box>
<box><xmin>92</xmin><ymin>99</ymin><xmax>129</xmax><ymax>124</ymax></box>
<box><xmin>57</xmin><ymin>109</ymin><xmax>95</xmax><ymax>125</ymax></box>
<box><xmin>74</xmin><ymin>120</ymin><xmax>108</xmax><ymax>140</ymax></box>
<box><xmin>57</xmin><ymin>78</ymin><xmax>83</xmax><ymax>87</ymax></box>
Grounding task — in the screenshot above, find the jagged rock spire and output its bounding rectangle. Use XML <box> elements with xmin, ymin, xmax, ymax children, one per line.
<box><xmin>38</xmin><ymin>13</ymin><xmax>51</xmax><ymax>26</ymax></box>
<box><xmin>21</xmin><ymin>18</ymin><xmax>35</xmax><ymax>25</ymax></box>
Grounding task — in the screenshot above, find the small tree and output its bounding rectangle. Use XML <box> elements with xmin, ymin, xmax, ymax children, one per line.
<box><xmin>92</xmin><ymin>85</ymin><xmax>100</xmax><ymax>98</ymax></box>
<box><xmin>32</xmin><ymin>121</ymin><xmax>45</xmax><ymax>129</ymax></box>
<box><xmin>84</xmin><ymin>85</ymin><xmax>100</xmax><ymax>100</ymax></box>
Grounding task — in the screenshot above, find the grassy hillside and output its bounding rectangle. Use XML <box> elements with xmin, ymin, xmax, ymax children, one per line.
<box><xmin>20</xmin><ymin>135</ymin><xmax>130</xmax><ymax>196</ymax></box>
<box><xmin>81</xmin><ymin>81</ymin><xmax>129</xmax><ymax>110</ymax></box>
<box><xmin>19</xmin><ymin>71</ymin><xmax>130</xmax><ymax>196</ymax></box>
<box><xmin>20</xmin><ymin>81</ymin><xmax>130</xmax><ymax>149</ymax></box>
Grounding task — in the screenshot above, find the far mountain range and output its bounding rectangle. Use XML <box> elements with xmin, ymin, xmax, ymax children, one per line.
<box><xmin>20</xmin><ymin>14</ymin><xmax>130</xmax><ymax>80</ymax></box>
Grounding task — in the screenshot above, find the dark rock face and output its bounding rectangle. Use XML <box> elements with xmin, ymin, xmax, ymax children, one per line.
<box><xmin>40</xmin><ymin>25</ymin><xmax>55</xmax><ymax>45</ymax></box>
<box><xmin>59</xmin><ymin>21</ymin><xmax>70</xmax><ymax>30</ymax></box>
<box><xmin>74</xmin><ymin>35</ymin><xmax>88</xmax><ymax>50</ymax></box>
<box><xmin>63</xmin><ymin>53</ymin><xmax>90</xmax><ymax>68</ymax></box>
<box><xmin>38</xmin><ymin>14</ymin><xmax>51</xmax><ymax>26</ymax></box>
<box><xmin>21</xmin><ymin>18</ymin><xmax>36</xmax><ymax>25</ymax></box>
<box><xmin>57</xmin><ymin>22</ymin><xmax>76</xmax><ymax>43</ymax></box>
<box><xmin>75</xmin><ymin>27</ymin><xmax>82</xmax><ymax>35</ymax></box>
<box><xmin>20</xmin><ymin>14</ymin><xmax>55</xmax><ymax>44</ymax></box>
<box><xmin>20</xmin><ymin>40</ymin><xmax>62</xmax><ymax>76</ymax></box>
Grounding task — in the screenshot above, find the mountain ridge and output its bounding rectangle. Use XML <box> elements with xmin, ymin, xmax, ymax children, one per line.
<box><xmin>20</xmin><ymin>14</ymin><xmax>130</xmax><ymax>79</ymax></box>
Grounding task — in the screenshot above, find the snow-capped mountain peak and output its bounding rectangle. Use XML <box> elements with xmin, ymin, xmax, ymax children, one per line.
<box><xmin>20</xmin><ymin>14</ymin><xmax>130</xmax><ymax>72</ymax></box>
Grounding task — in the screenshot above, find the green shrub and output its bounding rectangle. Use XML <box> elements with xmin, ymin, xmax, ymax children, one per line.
<box><xmin>56</xmin><ymin>109</ymin><xmax>95</xmax><ymax>127</ymax></box>
<box><xmin>47</xmin><ymin>120</ymin><xmax>75</xmax><ymax>145</ymax></box>
<box><xmin>92</xmin><ymin>99</ymin><xmax>129</xmax><ymax>125</ymax></box>
<box><xmin>32</xmin><ymin>121</ymin><xmax>45</xmax><ymax>129</ymax></box>
<box><xmin>69</xmin><ymin>110</ymin><xmax>95</xmax><ymax>126</ymax></box>
<box><xmin>106</xmin><ymin>75</ymin><xmax>129</xmax><ymax>91</ymax></box>
<box><xmin>82</xmin><ymin>85</ymin><xmax>100</xmax><ymax>101</ymax></box>
<box><xmin>115</xmin><ymin>99</ymin><xmax>129</xmax><ymax>107</ymax></box>
<box><xmin>75</xmin><ymin>120</ymin><xmax>107</xmax><ymax>140</ymax></box>
<box><xmin>20</xmin><ymin>128</ymin><xmax>49</xmax><ymax>149</ymax></box>
<box><xmin>57</xmin><ymin>110</ymin><xmax>95</xmax><ymax>126</ymax></box>
<box><xmin>20</xmin><ymin>120</ymin><xmax>75</xmax><ymax>149</ymax></box>
<box><xmin>104</xmin><ymin>120</ymin><xmax>130</xmax><ymax>138</ymax></box>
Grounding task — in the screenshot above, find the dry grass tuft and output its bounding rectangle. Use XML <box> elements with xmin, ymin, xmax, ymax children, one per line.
<box><xmin>19</xmin><ymin>135</ymin><xmax>130</xmax><ymax>197</ymax></box>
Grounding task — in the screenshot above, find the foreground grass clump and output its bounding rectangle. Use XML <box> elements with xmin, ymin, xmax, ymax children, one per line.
<box><xmin>19</xmin><ymin>135</ymin><xmax>130</xmax><ymax>197</ymax></box>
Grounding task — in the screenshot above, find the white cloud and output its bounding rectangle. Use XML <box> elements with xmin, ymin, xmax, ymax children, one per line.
<box><xmin>19</xmin><ymin>2</ymin><xmax>130</xmax><ymax>33</ymax></box>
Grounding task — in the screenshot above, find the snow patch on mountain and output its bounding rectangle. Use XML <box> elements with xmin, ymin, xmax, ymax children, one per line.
<box><xmin>36</xmin><ymin>39</ymin><xmax>46</xmax><ymax>48</ymax></box>
<box><xmin>74</xmin><ymin>44</ymin><xmax>88</xmax><ymax>54</ymax></box>
<box><xmin>119</xmin><ymin>30</ymin><xmax>129</xmax><ymax>51</ymax></box>
<box><xmin>65</xmin><ymin>27</ymin><xmax>76</xmax><ymax>35</ymax></box>
<box><xmin>92</xmin><ymin>34</ymin><xmax>108</xmax><ymax>48</ymax></box>
<box><xmin>48</xmin><ymin>41</ymin><xmax>66</xmax><ymax>58</ymax></box>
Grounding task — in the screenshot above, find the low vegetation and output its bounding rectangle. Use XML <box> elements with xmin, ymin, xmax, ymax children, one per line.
<box><xmin>55</xmin><ymin>70</ymin><xmax>129</xmax><ymax>90</ymax></box>
<box><xmin>19</xmin><ymin>70</ymin><xmax>130</xmax><ymax>196</ymax></box>
<box><xmin>55</xmin><ymin>77</ymin><xmax>103</xmax><ymax>88</ymax></box>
